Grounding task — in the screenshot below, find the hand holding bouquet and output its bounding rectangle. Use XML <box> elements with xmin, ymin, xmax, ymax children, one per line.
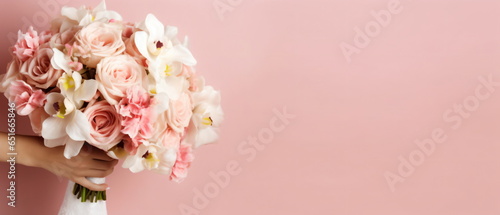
<box><xmin>0</xmin><ymin>1</ymin><xmax>223</xmax><ymax>213</ymax></box>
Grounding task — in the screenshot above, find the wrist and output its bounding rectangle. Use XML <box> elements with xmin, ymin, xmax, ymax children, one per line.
<box><xmin>17</xmin><ymin>136</ymin><xmax>48</xmax><ymax>168</ymax></box>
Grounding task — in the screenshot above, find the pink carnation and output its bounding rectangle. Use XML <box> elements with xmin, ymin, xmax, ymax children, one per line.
<box><xmin>12</xmin><ymin>27</ymin><xmax>51</xmax><ymax>62</ymax></box>
<box><xmin>117</xmin><ymin>86</ymin><xmax>153</xmax><ymax>145</ymax></box>
<box><xmin>170</xmin><ymin>144</ymin><xmax>194</xmax><ymax>183</ymax></box>
<box><xmin>5</xmin><ymin>80</ymin><xmax>46</xmax><ymax>116</ymax></box>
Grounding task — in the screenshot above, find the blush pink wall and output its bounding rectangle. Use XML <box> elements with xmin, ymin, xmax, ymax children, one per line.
<box><xmin>1</xmin><ymin>0</ymin><xmax>500</xmax><ymax>214</ymax></box>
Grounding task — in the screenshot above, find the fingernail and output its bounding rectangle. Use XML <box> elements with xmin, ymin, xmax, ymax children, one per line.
<box><xmin>106</xmin><ymin>187</ymin><xmax>111</xmax><ymax>190</ymax></box>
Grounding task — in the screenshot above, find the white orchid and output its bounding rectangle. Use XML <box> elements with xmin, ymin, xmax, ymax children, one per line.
<box><xmin>41</xmin><ymin>64</ymin><xmax>97</xmax><ymax>158</ymax></box>
<box><xmin>148</xmin><ymin>62</ymin><xmax>188</xmax><ymax>100</ymax></box>
<box><xmin>42</xmin><ymin>93</ymin><xmax>92</xmax><ymax>158</ymax></box>
<box><xmin>135</xmin><ymin>14</ymin><xmax>196</xmax><ymax>100</ymax></box>
<box><xmin>122</xmin><ymin>142</ymin><xmax>177</xmax><ymax>174</ymax></box>
<box><xmin>61</xmin><ymin>0</ymin><xmax>122</xmax><ymax>26</ymax></box>
<box><xmin>52</xmin><ymin>47</ymin><xmax>98</xmax><ymax>107</ymax></box>
<box><xmin>187</xmin><ymin>86</ymin><xmax>224</xmax><ymax>148</ymax></box>
<box><xmin>51</xmin><ymin>48</ymin><xmax>72</xmax><ymax>73</ymax></box>
<box><xmin>59</xmin><ymin>71</ymin><xmax>98</xmax><ymax>106</ymax></box>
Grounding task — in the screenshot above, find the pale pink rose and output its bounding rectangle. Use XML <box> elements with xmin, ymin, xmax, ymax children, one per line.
<box><xmin>170</xmin><ymin>144</ymin><xmax>194</xmax><ymax>183</ymax></box>
<box><xmin>180</xmin><ymin>65</ymin><xmax>203</xmax><ymax>92</ymax></box>
<box><xmin>19</xmin><ymin>47</ymin><xmax>63</xmax><ymax>89</ymax></box>
<box><xmin>162</xmin><ymin>127</ymin><xmax>181</xmax><ymax>148</ymax></box>
<box><xmin>122</xmin><ymin>22</ymin><xmax>138</xmax><ymax>39</ymax></box>
<box><xmin>166</xmin><ymin>93</ymin><xmax>193</xmax><ymax>133</ymax></box>
<box><xmin>117</xmin><ymin>86</ymin><xmax>153</xmax><ymax>144</ymax></box>
<box><xmin>84</xmin><ymin>100</ymin><xmax>124</xmax><ymax>151</ymax></box>
<box><xmin>96</xmin><ymin>54</ymin><xmax>146</xmax><ymax>104</ymax></box>
<box><xmin>124</xmin><ymin>35</ymin><xmax>147</xmax><ymax>67</ymax></box>
<box><xmin>75</xmin><ymin>22</ymin><xmax>125</xmax><ymax>67</ymax></box>
<box><xmin>50</xmin><ymin>26</ymin><xmax>81</xmax><ymax>50</ymax></box>
<box><xmin>50</xmin><ymin>16</ymin><xmax>79</xmax><ymax>34</ymax></box>
<box><xmin>5</xmin><ymin>80</ymin><xmax>46</xmax><ymax>116</ymax></box>
<box><xmin>0</xmin><ymin>60</ymin><xmax>23</xmax><ymax>93</ymax></box>
<box><xmin>12</xmin><ymin>27</ymin><xmax>51</xmax><ymax>62</ymax></box>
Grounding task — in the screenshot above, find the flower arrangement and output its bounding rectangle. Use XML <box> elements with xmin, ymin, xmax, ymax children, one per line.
<box><xmin>0</xmin><ymin>1</ymin><xmax>223</xmax><ymax>213</ymax></box>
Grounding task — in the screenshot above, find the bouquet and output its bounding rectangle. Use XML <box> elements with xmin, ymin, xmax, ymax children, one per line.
<box><xmin>0</xmin><ymin>1</ymin><xmax>223</xmax><ymax>214</ymax></box>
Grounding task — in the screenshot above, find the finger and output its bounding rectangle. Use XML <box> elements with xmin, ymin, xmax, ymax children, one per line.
<box><xmin>80</xmin><ymin>144</ymin><xmax>115</xmax><ymax>161</ymax></box>
<box><xmin>76</xmin><ymin>169</ymin><xmax>112</xmax><ymax>178</ymax></box>
<box><xmin>90</xmin><ymin>149</ymin><xmax>116</xmax><ymax>161</ymax></box>
<box><xmin>73</xmin><ymin>177</ymin><xmax>108</xmax><ymax>191</ymax></box>
<box><xmin>87</xmin><ymin>159</ymin><xmax>118</xmax><ymax>171</ymax></box>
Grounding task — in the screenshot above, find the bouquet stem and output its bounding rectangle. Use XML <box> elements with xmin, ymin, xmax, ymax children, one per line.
<box><xmin>72</xmin><ymin>182</ymin><xmax>107</xmax><ymax>202</ymax></box>
<box><xmin>58</xmin><ymin>177</ymin><xmax>107</xmax><ymax>215</ymax></box>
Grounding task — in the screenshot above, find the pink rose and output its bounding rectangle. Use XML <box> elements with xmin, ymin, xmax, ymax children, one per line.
<box><xmin>117</xmin><ymin>86</ymin><xmax>153</xmax><ymax>144</ymax></box>
<box><xmin>5</xmin><ymin>80</ymin><xmax>46</xmax><ymax>116</ymax></box>
<box><xmin>180</xmin><ymin>65</ymin><xmax>203</xmax><ymax>92</ymax></box>
<box><xmin>170</xmin><ymin>144</ymin><xmax>194</xmax><ymax>183</ymax></box>
<box><xmin>12</xmin><ymin>27</ymin><xmax>51</xmax><ymax>62</ymax></box>
<box><xmin>166</xmin><ymin>93</ymin><xmax>193</xmax><ymax>133</ymax></box>
<box><xmin>122</xmin><ymin>22</ymin><xmax>138</xmax><ymax>39</ymax></box>
<box><xmin>50</xmin><ymin>16</ymin><xmax>79</xmax><ymax>34</ymax></box>
<box><xmin>96</xmin><ymin>54</ymin><xmax>147</xmax><ymax>104</ymax></box>
<box><xmin>84</xmin><ymin>100</ymin><xmax>124</xmax><ymax>151</ymax></box>
<box><xmin>75</xmin><ymin>22</ymin><xmax>125</xmax><ymax>67</ymax></box>
<box><xmin>162</xmin><ymin>127</ymin><xmax>181</xmax><ymax>148</ymax></box>
<box><xmin>19</xmin><ymin>47</ymin><xmax>63</xmax><ymax>89</ymax></box>
<box><xmin>50</xmin><ymin>26</ymin><xmax>81</xmax><ymax>50</ymax></box>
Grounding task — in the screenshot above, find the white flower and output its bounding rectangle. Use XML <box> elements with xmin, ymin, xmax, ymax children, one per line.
<box><xmin>42</xmin><ymin>93</ymin><xmax>92</xmax><ymax>158</ymax></box>
<box><xmin>51</xmin><ymin>48</ymin><xmax>72</xmax><ymax>73</ymax></box>
<box><xmin>122</xmin><ymin>142</ymin><xmax>177</xmax><ymax>174</ymax></box>
<box><xmin>58</xmin><ymin>71</ymin><xmax>98</xmax><ymax>108</ymax></box>
<box><xmin>135</xmin><ymin>14</ymin><xmax>196</xmax><ymax>100</ymax></box>
<box><xmin>186</xmin><ymin>86</ymin><xmax>224</xmax><ymax>148</ymax></box>
<box><xmin>151</xmin><ymin>62</ymin><xmax>189</xmax><ymax>100</ymax></box>
<box><xmin>61</xmin><ymin>0</ymin><xmax>122</xmax><ymax>26</ymax></box>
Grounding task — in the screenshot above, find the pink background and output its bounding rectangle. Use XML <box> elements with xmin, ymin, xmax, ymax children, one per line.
<box><xmin>1</xmin><ymin>0</ymin><xmax>500</xmax><ymax>214</ymax></box>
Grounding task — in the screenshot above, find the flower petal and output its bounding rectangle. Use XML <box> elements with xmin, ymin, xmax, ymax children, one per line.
<box><xmin>44</xmin><ymin>93</ymin><xmax>65</xmax><ymax>115</ymax></box>
<box><xmin>162</xmin><ymin>45</ymin><xmax>197</xmax><ymax>66</ymax></box>
<box><xmin>163</xmin><ymin>76</ymin><xmax>187</xmax><ymax>100</ymax></box>
<box><xmin>66</xmin><ymin>111</ymin><xmax>91</xmax><ymax>141</ymax></box>
<box><xmin>153</xmin><ymin>92</ymin><xmax>170</xmax><ymax>113</ymax></box>
<box><xmin>94</xmin><ymin>0</ymin><xmax>107</xmax><ymax>11</ymax></box>
<box><xmin>194</xmin><ymin>127</ymin><xmax>219</xmax><ymax>148</ymax></box>
<box><xmin>145</xmin><ymin>14</ymin><xmax>164</xmax><ymax>44</ymax></box>
<box><xmin>164</xmin><ymin>26</ymin><xmax>178</xmax><ymax>40</ymax></box>
<box><xmin>74</xmin><ymin>80</ymin><xmax>98</xmax><ymax>106</ymax></box>
<box><xmin>123</xmin><ymin>155</ymin><xmax>145</xmax><ymax>173</ymax></box>
<box><xmin>42</xmin><ymin>117</ymin><xmax>67</xmax><ymax>139</ymax></box>
<box><xmin>95</xmin><ymin>10</ymin><xmax>122</xmax><ymax>22</ymax></box>
<box><xmin>63</xmin><ymin>139</ymin><xmax>85</xmax><ymax>159</ymax></box>
<box><xmin>61</xmin><ymin>6</ymin><xmax>79</xmax><ymax>21</ymax></box>
<box><xmin>134</xmin><ymin>31</ymin><xmax>152</xmax><ymax>61</ymax></box>
<box><xmin>44</xmin><ymin>136</ymin><xmax>68</xmax><ymax>148</ymax></box>
<box><xmin>72</xmin><ymin>71</ymin><xmax>82</xmax><ymax>90</ymax></box>
<box><xmin>51</xmin><ymin>48</ymin><xmax>71</xmax><ymax>73</ymax></box>
<box><xmin>98</xmin><ymin>83</ymin><xmax>118</xmax><ymax>105</ymax></box>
